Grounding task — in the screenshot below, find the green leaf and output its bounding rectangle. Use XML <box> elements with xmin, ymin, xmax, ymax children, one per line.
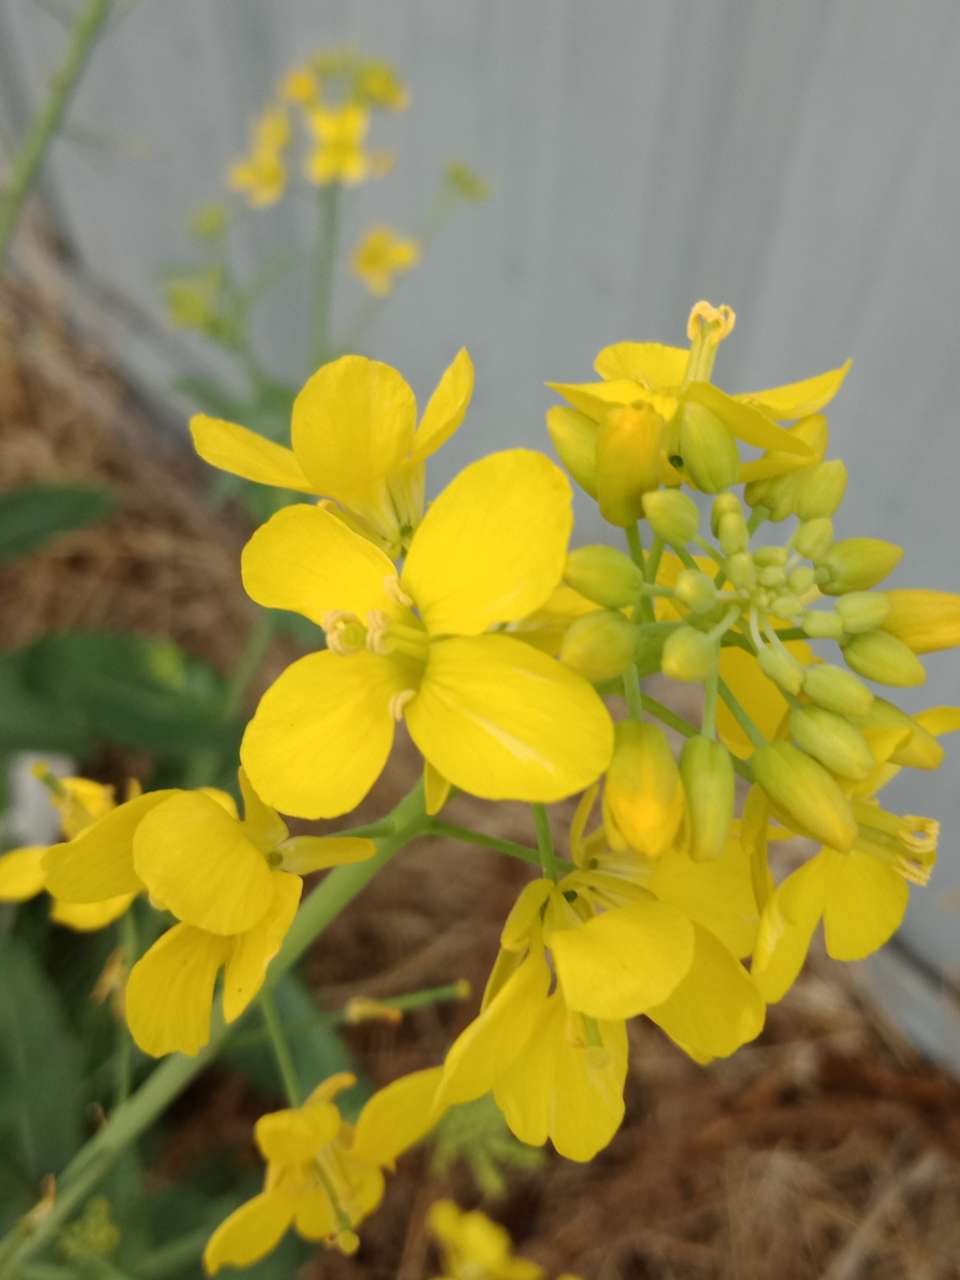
<box><xmin>0</xmin><ymin>485</ymin><xmax>115</xmax><ymax>565</ymax></box>
<box><xmin>0</xmin><ymin>651</ymin><xmax>93</xmax><ymax>754</ymax></box>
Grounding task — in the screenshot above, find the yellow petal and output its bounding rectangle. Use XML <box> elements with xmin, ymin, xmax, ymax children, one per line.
<box><xmin>423</xmin><ymin>760</ymin><xmax>451</xmax><ymax>816</ymax></box>
<box><xmin>241</xmin><ymin>503</ymin><xmax>396</xmax><ymax>627</ymax></box>
<box><xmin>126</xmin><ymin>924</ymin><xmax>231</xmax><ymax>1057</ymax></box>
<box><xmin>647</xmin><ymin>924</ymin><xmax>765</xmax><ymax>1062</ymax></box>
<box><xmin>307</xmin><ymin>1071</ymin><xmax>357</xmax><ymax>1106</ymax></box>
<box><xmin>291</xmin><ymin>355</ymin><xmax>416</xmax><ymax>508</ymax></box>
<box><xmin>412</xmin><ymin>348</ymin><xmax>474</xmax><ymax>460</ymax></box>
<box><xmin>204</xmin><ymin>1192</ymin><xmax>294</xmax><ymax>1276</ymax></box>
<box><xmin>402</xmin><ymin>451</ymin><xmax>572</xmax><ymax>635</ymax></box>
<box><xmin>914</xmin><ymin>705</ymin><xmax>960</xmax><ymax>737</ymax></box>
<box><xmin>649</xmin><ymin>836</ymin><xmax>759</xmax><ymax>959</ymax></box>
<box><xmin>751</xmin><ymin>854</ymin><xmax>828</xmax><ymax>1003</ymax></box>
<box><xmin>593</xmin><ymin>341</ymin><xmax>688</xmax><ymax>386</ymax></box>
<box><xmin>238</xmin><ymin>768</ymin><xmax>288</xmax><ymax>851</ymax></box>
<box><xmin>44</xmin><ymin>790</ymin><xmax>177</xmax><ymax>902</ymax></box>
<box><xmin>0</xmin><ymin>846</ymin><xmax>47</xmax><ymax>901</ymax></box>
<box><xmin>435</xmin><ymin>949</ymin><xmax>550</xmax><ymax>1110</ymax></box>
<box><xmin>291</xmin><ymin>1191</ymin><xmax>339</xmax><ymax>1241</ymax></box>
<box><xmin>490</xmin><ymin>993</ymin><xmax>553</xmax><ymax>1149</ymax></box>
<box><xmin>222</xmin><ymin>871</ymin><xmax>301</xmax><ymax>1022</ymax></box>
<box><xmin>548</xmin><ymin>1009</ymin><xmax>627</xmax><ymax>1162</ymax></box>
<box><xmin>133</xmin><ymin>792</ymin><xmax>273</xmax><ymax>935</ymax></box>
<box><xmin>881</xmin><ymin>590</ymin><xmax>960</xmax><ymax>654</ymax></box>
<box><xmin>278</xmin><ymin>835</ymin><xmax>375</xmax><ymax>874</ymax></box>
<box><xmin>500</xmin><ymin>879</ymin><xmax>554</xmax><ymax>952</ymax></box>
<box><xmin>255</xmin><ymin>1101</ymin><xmax>340</xmax><ymax>1163</ymax></box>
<box><xmin>684</xmin><ymin>382</ymin><xmax>813</xmax><ymax>456</ymax></box>
<box><xmin>737</xmin><ymin>359</ymin><xmax>852</xmax><ymax>420</ymax></box>
<box><xmin>550</xmin><ymin>897</ymin><xmax>695</xmax><ymax>1020</ymax></box>
<box><xmin>351</xmin><ymin>1066</ymin><xmax>444</xmax><ymax>1164</ymax></box>
<box><xmin>821</xmin><ymin>848</ymin><xmax>908</xmax><ymax>961</ymax></box>
<box><xmin>406</xmin><ymin>635</ymin><xmax>613</xmax><ymax>803</ymax></box>
<box><xmin>51</xmin><ymin>894</ymin><xmax>134</xmax><ymax>931</ymax></box>
<box><xmin>548</xmin><ymin>378</ymin><xmax>674</xmax><ymax>421</ymax></box>
<box><xmin>189</xmin><ymin>416</ymin><xmax>317</xmax><ymax>492</ymax></box>
<box><xmin>241</xmin><ymin>650</ymin><xmax>404</xmax><ymax>819</ymax></box>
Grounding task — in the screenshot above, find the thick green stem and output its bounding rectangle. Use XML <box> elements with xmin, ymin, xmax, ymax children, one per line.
<box><xmin>0</xmin><ymin>0</ymin><xmax>112</xmax><ymax>268</ymax></box>
<box><xmin>0</xmin><ymin>784</ymin><xmax>427</xmax><ymax>1275</ymax></box>
<box><xmin>310</xmin><ymin>183</ymin><xmax>341</xmax><ymax>367</ymax></box>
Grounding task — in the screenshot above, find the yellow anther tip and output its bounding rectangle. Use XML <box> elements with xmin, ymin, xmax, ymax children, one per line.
<box><xmin>686</xmin><ymin>299</ymin><xmax>737</xmax><ymax>344</ymax></box>
<box><xmin>388</xmin><ymin>688</ymin><xmax>415</xmax><ymax>721</ymax></box>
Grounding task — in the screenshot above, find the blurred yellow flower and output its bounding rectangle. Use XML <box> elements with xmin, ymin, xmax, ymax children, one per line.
<box><xmin>428</xmin><ymin>1200</ymin><xmax>573</xmax><ymax>1280</ymax></box>
<box><xmin>353</xmin><ymin>58</ymin><xmax>409</xmax><ymax>111</ymax></box>
<box><xmin>352</xmin><ymin>225</ymin><xmax>421</xmax><ymax>296</ymax></box>
<box><xmin>305</xmin><ymin>104</ymin><xmax>386</xmax><ymax>186</ymax></box>
<box><xmin>228</xmin><ymin>107</ymin><xmax>290</xmax><ymax>207</ymax></box>
<box><xmin>445</xmin><ymin>161</ymin><xmax>490</xmax><ymax>202</ymax></box>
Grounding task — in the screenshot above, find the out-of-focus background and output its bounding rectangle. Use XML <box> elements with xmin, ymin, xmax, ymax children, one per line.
<box><xmin>1</xmin><ymin>2</ymin><xmax>959</xmax><ymax>1276</ymax></box>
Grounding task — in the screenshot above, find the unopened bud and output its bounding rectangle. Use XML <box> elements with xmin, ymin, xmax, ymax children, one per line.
<box><xmin>642</xmin><ymin>489</ymin><xmax>699</xmax><ymax>546</ymax></box>
<box><xmin>751</xmin><ymin>742</ymin><xmax>858</xmax><ymax>850</ymax></box>
<box><xmin>758</xmin><ymin>564</ymin><xmax>786</xmax><ymax>588</ymax></box>
<box><xmin>546</xmin><ymin>406</ymin><xmax>598</xmax><ymax>498</ymax></box>
<box><xmin>754</xmin><ymin>546</ymin><xmax>788</xmax><ymax>568</ymax></box>
<box><xmin>603</xmin><ymin>721</ymin><xmax>684</xmax><ymax>858</ymax></box>
<box><xmin>725</xmin><ymin>552</ymin><xmax>756</xmax><ymax>590</ymax></box>
<box><xmin>679</xmin><ymin>402</ymin><xmax>740</xmax><ymax>493</ymax></box>
<box><xmin>860</xmin><ymin>698</ymin><xmax>944</xmax><ymax>771</ymax></box>
<box><xmin>836</xmin><ymin>591</ymin><xmax>890</xmax><ymax>634</ymax></box>
<box><xmin>802</xmin><ymin>663</ymin><xmax>874</xmax><ymax>717</ymax></box>
<box><xmin>564</xmin><ymin>545</ymin><xmax>644</xmax><ymax>609</ymax></box>
<box><xmin>788</xmin><ymin>705</ymin><xmax>875</xmax><ymax>781</ymax></box>
<box><xmin>560</xmin><ymin>610</ymin><xmax>638</xmax><ymax>683</ymax></box>
<box><xmin>757</xmin><ymin>472</ymin><xmax>802</xmax><ymax>522</ymax></box>
<box><xmin>842</xmin><ymin>630</ymin><xmax>926</xmax><ymax>687</ymax></box>
<box><xmin>675</xmin><ymin>569</ymin><xmax>717</xmax><ymax>614</ymax></box>
<box><xmin>801</xmin><ymin>610</ymin><xmax>844</xmax><ymax>640</ymax></box>
<box><xmin>596</xmin><ymin>405</ymin><xmax>665</xmax><ymax>526</ymax></box>
<box><xmin>788</xmin><ymin>565</ymin><xmax>816</xmax><ymax>594</ymax></box>
<box><xmin>661</xmin><ymin>626</ymin><xmax>717</xmax><ymax>682</ymax></box>
<box><xmin>680</xmin><ymin>736</ymin><xmax>735</xmax><ymax>861</ymax></box>
<box><xmin>771</xmin><ymin>593</ymin><xmax>802</xmax><ymax>619</ymax></box>
<box><xmin>792</xmin><ymin>517</ymin><xmax>834</xmax><ymax>563</ymax></box>
<box><xmin>794</xmin><ymin>458</ymin><xmax>848</xmax><ymax>520</ymax></box>
<box><xmin>758</xmin><ymin>645</ymin><xmax>804</xmax><ymax>695</ymax></box>
<box><xmin>819</xmin><ymin>537</ymin><xmax>903</xmax><ymax>595</ymax></box>
<box><xmin>711</xmin><ymin>493</ymin><xmax>742</xmax><ymax>535</ymax></box>
<box><xmin>718</xmin><ymin>511</ymin><xmax>749</xmax><ymax>556</ymax></box>
<box><xmin>881</xmin><ymin>588</ymin><xmax>960</xmax><ymax>654</ymax></box>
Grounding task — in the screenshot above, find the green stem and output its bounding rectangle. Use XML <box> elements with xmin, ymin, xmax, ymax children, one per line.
<box><xmin>424</xmin><ymin>821</ymin><xmax>542</xmax><ymax>868</ymax></box>
<box><xmin>747</xmin><ymin>505</ymin><xmax>769</xmax><ymax>535</ymax></box>
<box><xmin>112</xmin><ymin>911</ymin><xmax>137</xmax><ymax>1109</ymax></box>
<box><xmin>623</xmin><ymin>665</ymin><xmax>643</xmax><ymax>720</ymax></box>
<box><xmin>0</xmin><ymin>0</ymin><xmax>112</xmax><ymax>268</ymax></box>
<box><xmin>531</xmin><ymin>804</ymin><xmax>558</xmax><ymax>882</ymax></box>
<box><xmin>640</xmin><ymin>692</ymin><xmax>751</xmax><ymax>782</ymax></box>
<box><xmin>702</xmin><ymin>666</ymin><xmax>719</xmax><ymax>740</ymax></box>
<box><xmin>258</xmin><ymin>987</ymin><xmax>301</xmax><ymax>1106</ymax></box>
<box><xmin>717</xmin><ymin>679</ymin><xmax>767</xmax><ymax>749</ymax></box>
<box><xmin>0</xmin><ymin>784</ymin><xmax>428</xmax><ymax>1276</ymax></box>
<box><xmin>310</xmin><ymin>183</ymin><xmax>341</xmax><ymax>367</ymax></box>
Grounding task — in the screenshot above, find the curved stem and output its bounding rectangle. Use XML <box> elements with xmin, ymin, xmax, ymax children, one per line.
<box><xmin>259</xmin><ymin>988</ymin><xmax>301</xmax><ymax>1107</ymax></box>
<box><xmin>423</xmin><ymin>821</ymin><xmax>541</xmax><ymax>868</ymax></box>
<box><xmin>532</xmin><ymin>804</ymin><xmax>558</xmax><ymax>882</ymax></box>
<box><xmin>717</xmin><ymin>679</ymin><xmax>767</xmax><ymax>750</ymax></box>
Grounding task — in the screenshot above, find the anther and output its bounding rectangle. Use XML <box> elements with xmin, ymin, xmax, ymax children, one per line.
<box><xmin>389</xmin><ymin>689</ymin><xmax>415</xmax><ymax>721</ymax></box>
<box><xmin>686</xmin><ymin>300</ymin><xmax>737</xmax><ymax>344</ymax></box>
<box><xmin>322</xmin><ymin>611</ymin><xmax>367</xmax><ymax>656</ymax></box>
<box><xmin>383</xmin><ymin>575</ymin><xmax>413</xmax><ymax>608</ymax></box>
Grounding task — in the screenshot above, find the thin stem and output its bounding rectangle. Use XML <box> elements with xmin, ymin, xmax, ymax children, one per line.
<box><xmin>640</xmin><ymin>691</ymin><xmax>751</xmax><ymax>782</ymax></box>
<box><xmin>0</xmin><ymin>0</ymin><xmax>112</xmax><ymax>268</ymax></box>
<box><xmin>424</xmin><ymin>821</ymin><xmax>542</xmax><ymax>868</ymax></box>
<box><xmin>647</xmin><ymin>534</ymin><xmax>665</xmax><ymax>585</ymax></box>
<box><xmin>310</xmin><ymin>183</ymin><xmax>341</xmax><ymax>367</ymax></box>
<box><xmin>623</xmin><ymin>665</ymin><xmax>643</xmax><ymax>720</ymax></box>
<box><xmin>702</xmin><ymin>666</ymin><xmax>719</xmax><ymax>739</ymax></box>
<box><xmin>532</xmin><ymin>804</ymin><xmax>558</xmax><ymax>882</ymax></box>
<box><xmin>258</xmin><ymin>987</ymin><xmax>301</xmax><ymax>1106</ymax></box>
<box><xmin>112</xmin><ymin>910</ymin><xmax>137</xmax><ymax>1108</ymax></box>
<box><xmin>718</xmin><ymin>679</ymin><xmax>767</xmax><ymax>750</ymax></box>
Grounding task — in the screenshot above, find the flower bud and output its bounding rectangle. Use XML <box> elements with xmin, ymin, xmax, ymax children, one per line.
<box><xmin>595</xmin><ymin>405</ymin><xmax>664</xmax><ymax>526</ymax></box>
<box><xmin>758</xmin><ymin>565</ymin><xmax>786</xmax><ymax>588</ymax></box>
<box><xmin>771</xmin><ymin>594</ymin><xmax>801</xmax><ymax>619</ymax></box>
<box><xmin>680</xmin><ymin>735</ymin><xmax>735</xmax><ymax>861</ymax></box>
<box><xmin>661</xmin><ymin>626</ymin><xmax>717</xmax><ymax>682</ymax></box>
<box><xmin>794</xmin><ymin>458</ymin><xmax>848</xmax><ymax>520</ymax></box>
<box><xmin>755</xmin><ymin>472</ymin><xmax>802</xmax><ymax>522</ymax></box>
<box><xmin>718</xmin><ymin>511</ymin><xmax>749</xmax><ymax>556</ymax></box>
<box><xmin>819</xmin><ymin>537</ymin><xmax>903</xmax><ymax>595</ymax></box>
<box><xmin>880</xmin><ymin>589</ymin><xmax>960</xmax><ymax>654</ymax></box>
<box><xmin>560</xmin><ymin>610</ymin><xmax>638</xmax><ymax>683</ymax></box>
<box><xmin>546</xmin><ymin>406</ymin><xmax>597</xmax><ymax>498</ymax></box>
<box><xmin>836</xmin><ymin>591</ymin><xmax>890</xmax><ymax>634</ymax></box>
<box><xmin>791</xmin><ymin>517</ymin><xmax>833</xmax><ymax>563</ymax></box>
<box><xmin>642</xmin><ymin>489</ymin><xmax>699</xmax><ymax>546</ymax></box>
<box><xmin>802</xmin><ymin>663</ymin><xmax>874</xmax><ymax>717</ymax></box>
<box><xmin>678</xmin><ymin>402</ymin><xmax>740</xmax><ymax>493</ymax></box>
<box><xmin>725</xmin><ymin>551</ymin><xmax>756</xmax><ymax>590</ymax></box>
<box><xmin>859</xmin><ymin>698</ymin><xmax>944</xmax><ymax>770</ymax></box>
<box><xmin>675</xmin><ymin>569</ymin><xmax>717</xmax><ymax>614</ymax></box>
<box><xmin>635</xmin><ymin>626</ymin><xmax>670</xmax><ymax>677</ymax></box>
<box><xmin>754</xmin><ymin>546</ymin><xmax>788</xmax><ymax>568</ymax></box>
<box><xmin>710</xmin><ymin>493</ymin><xmax>742</xmax><ymax>535</ymax></box>
<box><xmin>788</xmin><ymin>705</ymin><xmax>875</xmax><ymax>781</ymax></box>
<box><xmin>758</xmin><ymin>645</ymin><xmax>804</xmax><ymax>695</ymax></box>
<box><xmin>842</xmin><ymin>630</ymin><xmax>926</xmax><ymax>687</ymax></box>
<box><xmin>788</xmin><ymin>565</ymin><xmax>816</xmax><ymax>594</ymax></box>
<box><xmin>801</xmin><ymin>610</ymin><xmax>844</xmax><ymax>640</ymax></box>
<box><xmin>603</xmin><ymin>721</ymin><xmax>684</xmax><ymax>858</ymax></box>
<box><xmin>751</xmin><ymin>742</ymin><xmax>858</xmax><ymax>850</ymax></box>
<box><xmin>564</xmin><ymin>545</ymin><xmax>644</xmax><ymax>609</ymax></box>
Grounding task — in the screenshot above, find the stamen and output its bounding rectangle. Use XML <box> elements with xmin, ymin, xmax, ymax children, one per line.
<box><xmin>686</xmin><ymin>300</ymin><xmax>737</xmax><ymax>344</ymax></box>
<box><xmin>365</xmin><ymin>609</ymin><xmax>393</xmax><ymax>655</ymax></box>
<box><xmin>322</xmin><ymin>610</ymin><xmax>367</xmax><ymax>656</ymax></box>
<box><xmin>383</xmin><ymin>575</ymin><xmax>413</xmax><ymax>608</ymax></box>
<box><xmin>389</xmin><ymin>689</ymin><xmax>415</xmax><ymax>720</ymax></box>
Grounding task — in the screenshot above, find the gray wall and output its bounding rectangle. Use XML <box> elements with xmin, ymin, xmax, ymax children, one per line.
<box><xmin>2</xmin><ymin>0</ymin><xmax>958</xmax><ymax>1059</ymax></box>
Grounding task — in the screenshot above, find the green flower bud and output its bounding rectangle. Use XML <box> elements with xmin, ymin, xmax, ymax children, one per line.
<box><xmin>842</xmin><ymin>630</ymin><xmax>926</xmax><ymax>687</ymax></box>
<box><xmin>642</xmin><ymin>489</ymin><xmax>699</xmax><ymax>546</ymax></box>
<box><xmin>725</xmin><ymin>552</ymin><xmax>756</xmax><ymax>590</ymax></box>
<box><xmin>675</xmin><ymin>569</ymin><xmax>717</xmax><ymax>614</ymax></box>
<box><xmin>819</xmin><ymin>537</ymin><xmax>903</xmax><ymax>596</ymax></box>
<box><xmin>758</xmin><ymin>645</ymin><xmax>804</xmax><ymax>695</ymax></box>
<box><xmin>792</xmin><ymin>518</ymin><xmax>834</xmax><ymax>562</ymax></box>
<box><xmin>758</xmin><ymin>472</ymin><xmax>802</xmax><ymax>522</ymax></box>
<box><xmin>770</xmin><ymin>594</ymin><xmax>802</xmax><ymax>619</ymax></box>
<box><xmin>794</xmin><ymin>458</ymin><xmax>848</xmax><ymax>520</ymax></box>
<box><xmin>546</xmin><ymin>406</ymin><xmax>597</xmax><ymax>498</ymax></box>
<box><xmin>802</xmin><ymin>663</ymin><xmax>874</xmax><ymax>717</ymax></box>
<box><xmin>744</xmin><ymin>477</ymin><xmax>773</xmax><ymax>510</ymax></box>
<box><xmin>754</xmin><ymin>546</ymin><xmax>789</xmax><ymax>568</ymax></box>
<box><xmin>635</xmin><ymin>625</ymin><xmax>672</xmax><ymax>677</ymax></box>
<box><xmin>801</xmin><ymin>610</ymin><xmax>845</xmax><ymax>640</ymax></box>
<box><xmin>680</xmin><ymin>735</ymin><xmax>735</xmax><ymax>861</ymax></box>
<box><xmin>835</xmin><ymin>591</ymin><xmax>890</xmax><ymax>634</ymax></box>
<box><xmin>788</xmin><ymin>565</ymin><xmax>816</xmax><ymax>594</ymax></box>
<box><xmin>559</xmin><ymin>610</ymin><xmax>638</xmax><ymax>683</ymax></box>
<box><xmin>679</xmin><ymin>402</ymin><xmax>740</xmax><ymax>493</ymax></box>
<box><xmin>859</xmin><ymin>698</ymin><xmax>944</xmax><ymax>770</ymax></box>
<box><xmin>718</xmin><ymin>511</ymin><xmax>749</xmax><ymax>556</ymax></box>
<box><xmin>661</xmin><ymin>626</ymin><xmax>718</xmax><ymax>682</ymax></box>
<box><xmin>758</xmin><ymin>564</ymin><xmax>786</xmax><ymax>588</ymax></box>
<box><xmin>751</xmin><ymin>742</ymin><xmax>858</xmax><ymax>850</ymax></box>
<box><xmin>564</xmin><ymin>545</ymin><xmax>644</xmax><ymax>609</ymax></box>
<box><xmin>710</xmin><ymin>493</ymin><xmax>742</xmax><ymax>535</ymax></box>
<box><xmin>596</xmin><ymin>405</ymin><xmax>665</xmax><ymax>526</ymax></box>
<box><xmin>788</xmin><ymin>705</ymin><xmax>875</xmax><ymax>781</ymax></box>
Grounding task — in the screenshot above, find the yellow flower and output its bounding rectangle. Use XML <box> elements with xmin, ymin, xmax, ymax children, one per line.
<box><xmin>353</xmin><ymin>59</ymin><xmax>409</xmax><ymax>111</ymax></box>
<box><xmin>351</xmin><ymin>225</ymin><xmax>421</xmax><ymax>296</ymax></box>
<box><xmin>239</xmin><ymin>450</ymin><xmax>614</xmax><ymax>819</ymax></box>
<box><xmin>227</xmin><ymin>108</ymin><xmax>290</xmax><ymax>207</ymax></box>
<box><xmin>280</xmin><ymin>64</ymin><xmax>320</xmax><ymax>105</ymax></box>
<box><xmin>191</xmin><ymin>350</ymin><xmax>475</xmax><ymax>557</ymax></box>
<box><xmin>204</xmin><ymin>1067</ymin><xmax>441</xmax><ymax>1274</ymax></box>
<box><xmin>121</xmin><ymin>772</ymin><xmax>373</xmax><ymax>1056</ymax></box>
<box><xmin>305</xmin><ymin>104</ymin><xmax>381</xmax><ymax>185</ymax></box>
<box><xmin>0</xmin><ymin>774</ymin><xmax>139</xmax><ymax>932</ymax></box>
<box><xmin>428</xmin><ymin>1200</ymin><xmax>556</xmax><ymax>1280</ymax></box>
